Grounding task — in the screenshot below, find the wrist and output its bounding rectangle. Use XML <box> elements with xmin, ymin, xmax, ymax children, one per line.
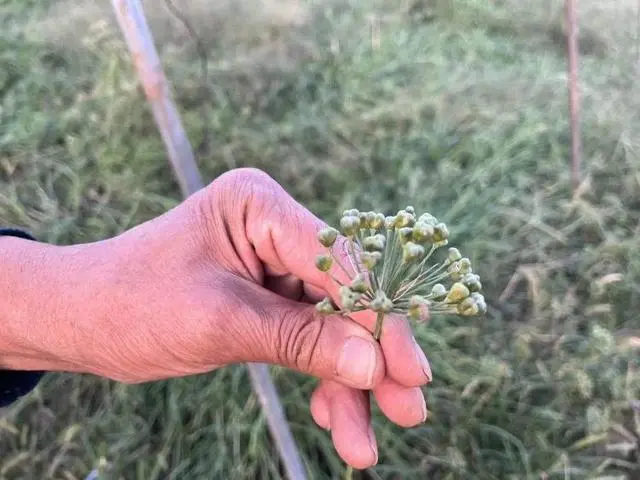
<box><xmin>0</xmin><ymin>236</ymin><xmax>97</xmax><ymax>373</ymax></box>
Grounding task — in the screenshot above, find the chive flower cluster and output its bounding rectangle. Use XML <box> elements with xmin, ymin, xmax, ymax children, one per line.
<box><xmin>314</xmin><ymin>207</ymin><xmax>486</xmax><ymax>339</ymax></box>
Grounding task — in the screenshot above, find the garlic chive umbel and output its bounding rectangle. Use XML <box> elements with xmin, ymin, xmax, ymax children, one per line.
<box><xmin>314</xmin><ymin>207</ymin><xmax>486</xmax><ymax>341</ymax></box>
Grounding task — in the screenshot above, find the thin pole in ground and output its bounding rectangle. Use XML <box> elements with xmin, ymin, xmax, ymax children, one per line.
<box><xmin>565</xmin><ymin>0</ymin><xmax>582</xmax><ymax>193</ymax></box>
<box><xmin>99</xmin><ymin>2</ymin><xmax>308</xmax><ymax>479</ymax></box>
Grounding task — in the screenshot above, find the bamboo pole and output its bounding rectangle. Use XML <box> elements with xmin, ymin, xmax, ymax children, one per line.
<box><xmin>565</xmin><ymin>0</ymin><xmax>582</xmax><ymax>193</ymax></box>
<box><xmin>102</xmin><ymin>2</ymin><xmax>308</xmax><ymax>479</ymax></box>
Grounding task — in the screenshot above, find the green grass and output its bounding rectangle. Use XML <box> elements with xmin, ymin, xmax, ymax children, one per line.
<box><xmin>1</xmin><ymin>0</ymin><xmax>639</xmax><ymax>478</ymax></box>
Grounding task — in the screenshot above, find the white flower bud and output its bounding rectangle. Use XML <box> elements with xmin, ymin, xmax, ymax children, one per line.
<box><xmin>448</xmin><ymin>261</ymin><xmax>462</xmax><ymax>281</ymax></box>
<box><xmin>462</xmin><ymin>273</ymin><xmax>482</xmax><ymax>292</ymax></box>
<box><xmin>363</xmin><ymin>234</ymin><xmax>386</xmax><ymax>251</ymax></box>
<box><xmin>396</xmin><ymin>210</ymin><xmax>414</xmax><ymax>228</ymax></box>
<box><xmin>457</xmin><ymin>297</ymin><xmax>479</xmax><ymax>316</ymax></box>
<box><xmin>340</xmin><ymin>216</ymin><xmax>360</xmax><ymax>236</ymax></box>
<box><xmin>459</xmin><ymin>258</ymin><xmax>472</xmax><ymax>273</ymax></box>
<box><xmin>430</xmin><ymin>283</ymin><xmax>447</xmax><ymax>301</ymax></box>
<box><xmin>403</xmin><ymin>242</ymin><xmax>425</xmax><ymax>263</ymax></box>
<box><xmin>398</xmin><ymin>227</ymin><xmax>414</xmax><ymax>245</ymax></box>
<box><xmin>358</xmin><ymin>212</ymin><xmax>368</xmax><ymax>228</ymax></box>
<box><xmin>408</xmin><ymin>295</ymin><xmax>430</xmax><ymax>322</ymax></box>
<box><xmin>418</xmin><ymin>213</ymin><xmax>438</xmax><ymax>225</ymax></box>
<box><xmin>361</xmin><ymin>251</ymin><xmax>382</xmax><ymax>270</ymax></box>
<box><xmin>370</xmin><ymin>213</ymin><xmax>385</xmax><ymax>230</ymax></box>
<box><xmin>339</xmin><ymin>286</ymin><xmax>361</xmax><ymax>311</ymax></box>
<box><xmin>384</xmin><ymin>216</ymin><xmax>397</xmax><ymax>230</ymax></box>
<box><xmin>433</xmin><ymin>222</ymin><xmax>449</xmax><ymax>244</ymax></box>
<box><xmin>350</xmin><ymin>273</ymin><xmax>369</xmax><ymax>293</ymax></box>
<box><xmin>412</xmin><ymin>222</ymin><xmax>434</xmax><ymax>243</ymax></box>
<box><xmin>470</xmin><ymin>292</ymin><xmax>487</xmax><ymax>313</ymax></box>
<box><xmin>447</xmin><ymin>247</ymin><xmax>462</xmax><ymax>263</ymax></box>
<box><xmin>370</xmin><ymin>290</ymin><xmax>393</xmax><ymax>313</ymax></box>
<box><xmin>316</xmin><ymin>297</ymin><xmax>337</xmax><ymax>314</ymax></box>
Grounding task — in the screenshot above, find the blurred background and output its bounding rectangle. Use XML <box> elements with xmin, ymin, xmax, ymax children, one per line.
<box><xmin>1</xmin><ymin>0</ymin><xmax>639</xmax><ymax>478</ymax></box>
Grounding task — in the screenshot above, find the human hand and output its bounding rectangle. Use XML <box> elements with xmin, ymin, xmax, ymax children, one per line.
<box><xmin>6</xmin><ymin>168</ymin><xmax>431</xmax><ymax>469</ymax></box>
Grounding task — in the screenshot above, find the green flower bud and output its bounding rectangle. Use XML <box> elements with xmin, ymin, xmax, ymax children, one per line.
<box><xmin>470</xmin><ymin>292</ymin><xmax>487</xmax><ymax>313</ymax></box>
<box><xmin>430</xmin><ymin>283</ymin><xmax>447</xmax><ymax>301</ymax></box>
<box><xmin>402</xmin><ymin>242</ymin><xmax>425</xmax><ymax>263</ymax></box>
<box><xmin>370</xmin><ymin>290</ymin><xmax>393</xmax><ymax>313</ymax></box>
<box><xmin>360</xmin><ymin>251</ymin><xmax>382</xmax><ymax>270</ymax></box>
<box><xmin>398</xmin><ymin>227</ymin><xmax>414</xmax><ymax>245</ymax></box>
<box><xmin>339</xmin><ymin>285</ymin><xmax>361</xmax><ymax>311</ymax></box>
<box><xmin>457</xmin><ymin>297</ymin><xmax>479</xmax><ymax>316</ymax></box>
<box><xmin>447</xmin><ymin>247</ymin><xmax>462</xmax><ymax>264</ymax></box>
<box><xmin>358</xmin><ymin>212</ymin><xmax>368</xmax><ymax>228</ymax></box>
<box><xmin>316</xmin><ymin>297</ymin><xmax>337</xmax><ymax>314</ymax></box>
<box><xmin>384</xmin><ymin>216</ymin><xmax>397</xmax><ymax>230</ymax></box>
<box><xmin>370</xmin><ymin>213</ymin><xmax>385</xmax><ymax>230</ymax></box>
<box><xmin>412</xmin><ymin>222</ymin><xmax>434</xmax><ymax>243</ymax></box>
<box><xmin>408</xmin><ymin>302</ymin><xmax>430</xmax><ymax>323</ymax></box>
<box><xmin>433</xmin><ymin>222</ymin><xmax>449</xmax><ymax>245</ymax></box>
<box><xmin>459</xmin><ymin>258</ymin><xmax>472</xmax><ymax>274</ymax></box>
<box><xmin>448</xmin><ymin>261</ymin><xmax>462</xmax><ymax>281</ymax></box>
<box><xmin>340</xmin><ymin>216</ymin><xmax>360</xmax><ymax>236</ymax></box>
<box><xmin>418</xmin><ymin>213</ymin><xmax>438</xmax><ymax>225</ymax></box>
<box><xmin>315</xmin><ymin>254</ymin><xmax>333</xmax><ymax>272</ymax></box>
<box><xmin>396</xmin><ymin>210</ymin><xmax>415</xmax><ymax>228</ymax></box>
<box><xmin>446</xmin><ymin>282</ymin><xmax>470</xmax><ymax>303</ymax></box>
<box><xmin>462</xmin><ymin>273</ymin><xmax>482</xmax><ymax>292</ymax></box>
<box><xmin>409</xmin><ymin>295</ymin><xmax>428</xmax><ymax>308</ymax></box>
<box><xmin>363</xmin><ymin>234</ymin><xmax>386</xmax><ymax>251</ymax></box>
<box><xmin>350</xmin><ymin>273</ymin><xmax>370</xmax><ymax>293</ymax></box>
<box><xmin>317</xmin><ymin>227</ymin><xmax>339</xmax><ymax>247</ymax></box>
<box><xmin>405</xmin><ymin>206</ymin><xmax>415</xmax><ymax>214</ymax></box>
<box><xmin>365</xmin><ymin>211</ymin><xmax>376</xmax><ymax>228</ymax></box>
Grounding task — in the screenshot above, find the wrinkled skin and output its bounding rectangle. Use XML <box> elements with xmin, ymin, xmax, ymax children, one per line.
<box><xmin>3</xmin><ymin>168</ymin><xmax>432</xmax><ymax>469</ymax></box>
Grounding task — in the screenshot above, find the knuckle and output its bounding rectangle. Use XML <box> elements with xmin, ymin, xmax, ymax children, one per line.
<box><xmin>218</xmin><ymin>167</ymin><xmax>278</xmax><ymax>193</ymax></box>
<box><xmin>276</xmin><ymin>309</ymin><xmax>325</xmax><ymax>373</ymax></box>
<box><xmin>213</xmin><ymin>167</ymin><xmax>285</xmax><ymax>221</ymax></box>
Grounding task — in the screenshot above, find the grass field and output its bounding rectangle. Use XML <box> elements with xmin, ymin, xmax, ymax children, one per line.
<box><xmin>1</xmin><ymin>0</ymin><xmax>639</xmax><ymax>478</ymax></box>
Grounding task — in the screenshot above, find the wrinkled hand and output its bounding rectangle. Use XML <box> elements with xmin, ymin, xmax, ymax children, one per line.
<box><xmin>42</xmin><ymin>169</ymin><xmax>432</xmax><ymax>468</ymax></box>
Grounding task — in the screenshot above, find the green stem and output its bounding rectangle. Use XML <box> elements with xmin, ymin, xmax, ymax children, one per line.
<box><xmin>348</xmin><ymin>238</ymin><xmax>362</xmax><ymax>275</ymax></box>
<box><xmin>343</xmin><ymin>465</ymin><xmax>354</xmax><ymax>480</ymax></box>
<box><xmin>379</xmin><ymin>228</ymin><xmax>393</xmax><ymax>288</ymax></box>
<box><xmin>345</xmin><ymin>313</ymin><xmax>384</xmax><ymax>480</ymax></box>
<box><xmin>373</xmin><ymin>311</ymin><xmax>385</xmax><ymax>341</ymax></box>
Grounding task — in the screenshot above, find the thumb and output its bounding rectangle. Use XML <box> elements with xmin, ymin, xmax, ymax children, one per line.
<box><xmin>228</xmin><ymin>278</ymin><xmax>385</xmax><ymax>390</ymax></box>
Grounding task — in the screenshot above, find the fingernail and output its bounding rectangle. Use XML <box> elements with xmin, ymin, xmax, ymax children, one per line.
<box><xmin>413</xmin><ymin>337</ymin><xmax>432</xmax><ymax>382</ymax></box>
<box><xmin>368</xmin><ymin>424</ymin><xmax>378</xmax><ymax>464</ymax></box>
<box><xmin>337</xmin><ymin>337</ymin><xmax>376</xmax><ymax>388</ymax></box>
<box><xmin>418</xmin><ymin>389</ymin><xmax>428</xmax><ymax>423</ymax></box>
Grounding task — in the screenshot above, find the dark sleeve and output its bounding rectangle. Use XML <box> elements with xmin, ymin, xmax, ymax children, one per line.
<box><xmin>0</xmin><ymin>228</ymin><xmax>45</xmax><ymax>408</ymax></box>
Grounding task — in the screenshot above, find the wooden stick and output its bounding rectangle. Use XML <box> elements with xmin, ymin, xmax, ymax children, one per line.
<box><xmin>107</xmin><ymin>2</ymin><xmax>308</xmax><ymax>479</ymax></box>
<box><xmin>565</xmin><ymin>0</ymin><xmax>582</xmax><ymax>193</ymax></box>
